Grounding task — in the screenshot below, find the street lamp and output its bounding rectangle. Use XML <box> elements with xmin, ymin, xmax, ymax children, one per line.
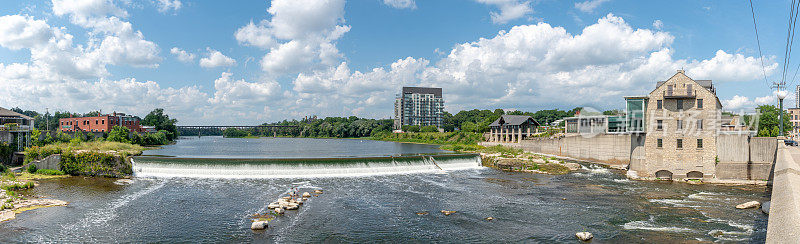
<box><xmin>778</xmin><ymin>90</ymin><xmax>788</xmax><ymax>137</ymax></box>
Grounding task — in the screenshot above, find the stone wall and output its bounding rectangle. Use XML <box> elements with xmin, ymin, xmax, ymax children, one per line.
<box><xmin>481</xmin><ymin>134</ymin><xmax>643</xmax><ymax>164</ymax></box>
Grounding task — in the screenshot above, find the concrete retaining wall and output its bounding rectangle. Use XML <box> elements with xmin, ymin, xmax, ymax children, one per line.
<box><xmin>31</xmin><ymin>154</ymin><xmax>61</xmax><ymax>171</ymax></box>
<box><xmin>766</xmin><ymin>144</ymin><xmax>800</xmax><ymax>242</ymax></box>
<box><xmin>482</xmin><ymin>134</ymin><xmax>643</xmax><ymax>164</ymax></box>
<box><xmin>714</xmin><ymin>135</ymin><xmax>776</xmax><ymax>180</ymax></box>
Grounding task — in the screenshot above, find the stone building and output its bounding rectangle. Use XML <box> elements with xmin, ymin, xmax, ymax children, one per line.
<box><xmin>488</xmin><ymin>115</ymin><xmax>540</xmax><ymax>143</ymax></box>
<box><xmin>641</xmin><ymin>70</ymin><xmax>722</xmax><ymax>179</ymax></box>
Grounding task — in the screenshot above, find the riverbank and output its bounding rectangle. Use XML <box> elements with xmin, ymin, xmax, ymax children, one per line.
<box><xmin>0</xmin><ymin>171</ymin><xmax>69</xmax><ymax>222</ymax></box>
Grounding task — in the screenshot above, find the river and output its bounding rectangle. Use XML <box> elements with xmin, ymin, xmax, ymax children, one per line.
<box><xmin>0</xmin><ymin>137</ymin><xmax>768</xmax><ymax>243</ymax></box>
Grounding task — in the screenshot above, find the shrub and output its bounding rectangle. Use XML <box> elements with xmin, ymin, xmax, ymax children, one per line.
<box><xmin>1</xmin><ymin>181</ymin><xmax>34</xmax><ymax>191</ymax></box>
<box><xmin>0</xmin><ymin>164</ymin><xmax>6</xmax><ymax>173</ymax></box>
<box><xmin>420</xmin><ymin>126</ymin><xmax>439</xmax><ymax>133</ymax></box>
<box><xmin>35</xmin><ymin>169</ymin><xmax>65</xmax><ymax>175</ymax></box>
<box><xmin>107</xmin><ymin>126</ymin><xmax>131</xmax><ymax>143</ymax></box>
<box><xmin>60</xmin><ymin>151</ymin><xmax>117</xmax><ymax>176</ymax></box>
<box><xmin>402</xmin><ymin>125</ymin><xmax>420</xmax><ymax>133</ymax></box>
<box><xmin>27</xmin><ymin>164</ymin><xmax>37</xmax><ymax>174</ymax></box>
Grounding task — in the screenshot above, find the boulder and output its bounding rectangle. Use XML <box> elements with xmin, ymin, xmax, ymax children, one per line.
<box><xmin>575</xmin><ymin>232</ymin><xmax>593</xmax><ymax>241</ymax></box>
<box><xmin>416</xmin><ymin>212</ymin><xmax>428</xmax><ymax>216</ymax></box>
<box><xmin>485</xmin><ymin>217</ymin><xmax>494</xmax><ymax>221</ymax></box>
<box><xmin>267</xmin><ymin>202</ymin><xmax>281</xmax><ymax>209</ymax></box>
<box><xmin>274</xmin><ymin>207</ymin><xmax>285</xmax><ymax>214</ymax></box>
<box><xmin>441</xmin><ymin>210</ymin><xmax>456</xmax><ymax>216</ymax></box>
<box><xmin>736</xmin><ymin>201</ymin><xmax>761</xmax><ymax>209</ymax></box>
<box><xmin>564</xmin><ymin>163</ymin><xmax>581</xmax><ymax>171</ymax></box>
<box><xmin>314</xmin><ymin>189</ymin><xmax>323</xmax><ymax>194</ymax></box>
<box><xmin>285</xmin><ymin>203</ymin><xmax>299</xmax><ymax>210</ymax></box>
<box><xmin>761</xmin><ymin>201</ymin><xmax>770</xmax><ymax>214</ymax></box>
<box><xmin>251</xmin><ymin>221</ymin><xmax>268</xmax><ymax>230</ymax></box>
<box><xmin>302</xmin><ymin>197</ymin><xmax>308</xmax><ymax>201</ymax></box>
<box><xmin>281</xmin><ymin>196</ymin><xmax>291</xmax><ymax>200</ymax></box>
<box><xmin>303</xmin><ymin>192</ymin><xmax>311</xmax><ymax>197</ymax></box>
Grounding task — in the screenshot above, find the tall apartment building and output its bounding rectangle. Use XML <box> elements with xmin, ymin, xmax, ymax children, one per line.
<box><xmin>796</xmin><ymin>85</ymin><xmax>799</xmax><ymax>108</ymax></box>
<box><xmin>642</xmin><ymin>70</ymin><xmax>722</xmax><ymax>180</ymax></box>
<box><xmin>789</xmin><ymin>108</ymin><xmax>800</xmax><ymax>140</ymax></box>
<box><xmin>394</xmin><ymin>87</ymin><xmax>445</xmax><ymax>130</ymax></box>
<box><xmin>60</xmin><ymin>112</ymin><xmax>144</xmax><ymax>133</ymax></box>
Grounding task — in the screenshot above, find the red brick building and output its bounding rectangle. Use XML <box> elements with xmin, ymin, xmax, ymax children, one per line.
<box><xmin>59</xmin><ymin>112</ymin><xmax>144</xmax><ymax>133</ymax></box>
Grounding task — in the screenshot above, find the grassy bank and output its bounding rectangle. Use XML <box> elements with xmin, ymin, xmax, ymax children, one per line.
<box><xmin>368</xmin><ymin>131</ymin><xmax>483</xmax><ymax>146</ymax></box>
<box><xmin>23</xmin><ymin>141</ymin><xmax>142</xmax><ymax>177</ymax></box>
<box><xmin>24</xmin><ymin>141</ymin><xmax>145</xmax><ymax>164</ymax></box>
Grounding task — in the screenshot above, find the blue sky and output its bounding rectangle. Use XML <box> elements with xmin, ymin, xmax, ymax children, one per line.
<box><xmin>0</xmin><ymin>0</ymin><xmax>792</xmax><ymax>125</ymax></box>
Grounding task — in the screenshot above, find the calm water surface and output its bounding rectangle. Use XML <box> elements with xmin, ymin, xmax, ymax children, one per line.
<box><xmin>0</xmin><ymin>137</ymin><xmax>769</xmax><ymax>243</ymax></box>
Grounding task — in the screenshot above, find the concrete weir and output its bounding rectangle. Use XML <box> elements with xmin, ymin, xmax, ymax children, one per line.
<box><xmin>766</xmin><ymin>142</ymin><xmax>800</xmax><ymax>243</ymax></box>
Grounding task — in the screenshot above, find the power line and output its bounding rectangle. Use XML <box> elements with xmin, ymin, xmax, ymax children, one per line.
<box><xmin>749</xmin><ymin>0</ymin><xmax>770</xmax><ymax>86</ymax></box>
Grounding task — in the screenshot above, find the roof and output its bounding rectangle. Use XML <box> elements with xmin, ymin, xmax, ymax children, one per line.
<box><xmin>656</xmin><ymin>79</ymin><xmax>714</xmax><ymax>93</ymax></box>
<box><xmin>489</xmin><ymin>115</ymin><xmax>540</xmax><ymax>127</ymax></box>
<box><xmin>0</xmin><ymin>107</ymin><xmax>33</xmax><ymax>120</ymax></box>
<box><xmin>401</xmin><ymin>87</ymin><xmax>442</xmax><ymax>97</ymax></box>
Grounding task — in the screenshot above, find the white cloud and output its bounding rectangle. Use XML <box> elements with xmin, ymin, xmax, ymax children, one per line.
<box><xmin>652</xmin><ymin>19</ymin><xmax>663</xmax><ymax>29</ymax></box>
<box><xmin>687</xmin><ymin>50</ymin><xmax>777</xmax><ymax>82</ymax></box>
<box><xmin>234</xmin><ymin>0</ymin><xmax>349</xmax><ymax>75</ymax></box>
<box><xmin>575</xmin><ymin>0</ymin><xmax>610</xmax><ymax>13</ymax></box>
<box><xmin>210</xmin><ymin>72</ymin><xmax>280</xmax><ymax>105</ymax></box>
<box><xmin>0</xmin><ymin>15</ymin><xmax>53</xmax><ymax>50</ymax></box>
<box><xmin>199</xmin><ymin>48</ymin><xmax>236</xmax><ymax>68</ymax></box>
<box><xmin>383</xmin><ymin>0</ymin><xmax>416</xmax><ymax>9</ymax></box>
<box><xmin>476</xmin><ymin>0</ymin><xmax>533</xmax><ymax>24</ymax></box>
<box><xmin>155</xmin><ymin>0</ymin><xmax>182</xmax><ymax>13</ymax></box>
<box><xmin>723</xmin><ymin>94</ymin><xmax>775</xmax><ymax>111</ymax></box>
<box><xmin>170</xmin><ymin>47</ymin><xmax>195</xmax><ymax>63</ymax></box>
<box><xmin>285</xmin><ymin>14</ymin><xmax>777</xmax><ymax>119</ymax></box>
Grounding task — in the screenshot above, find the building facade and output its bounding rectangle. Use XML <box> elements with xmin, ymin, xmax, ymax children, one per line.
<box><xmin>488</xmin><ymin>115</ymin><xmax>540</xmax><ymax>143</ymax></box>
<box><xmin>789</xmin><ymin>108</ymin><xmax>800</xmax><ymax>140</ymax></box>
<box><xmin>59</xmin><ymin>112</ymin><xmax>143</xmax><ymax>133</ymax></box>
<box><xmin>394</xmin><ymin>87</ymin><xmax>445</xmax><ymax>130</ymax></box>
<box><xmin>642</xmin><ymin>70</ymin><xmax>722</xmax><ymax>179</ymax></box>
<box><xmin>0</xmin><ymin>107</ymin><xmax>34</xmax><ymax>151</ymax></box>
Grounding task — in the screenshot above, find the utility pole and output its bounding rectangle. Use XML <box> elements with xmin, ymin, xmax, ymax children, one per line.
<box><xmin>45</xmin><ymin>107</ymin><xmax>49</xmax><ymax>132</ymax></box>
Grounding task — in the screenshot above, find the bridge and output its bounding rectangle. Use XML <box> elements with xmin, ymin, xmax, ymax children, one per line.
<box><xmin>177</xmin><ymin>125</ymin><xmax>300</xmax><ymax>137</ymax></box>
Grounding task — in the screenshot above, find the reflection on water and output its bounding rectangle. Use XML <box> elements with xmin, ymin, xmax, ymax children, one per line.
<box><xmin>142</xmin><ymin>136</ymin><xmax>449</xmax><ymax>158</ymax></box>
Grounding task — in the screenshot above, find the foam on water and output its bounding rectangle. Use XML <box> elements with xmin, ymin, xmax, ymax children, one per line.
<box><xmin>648</xmin><ymin>198</ymin><xmax>702</xmax><ymax>208</ymax></box>
<box><xmin>132</xmin><ymin>155</ymin><xmax>482</xmax><ymax>179</ymax></box>
<box><xmin>623</xmin><ymin>216</ymin><xmax>693</xmax><ymax>233</ymax></box>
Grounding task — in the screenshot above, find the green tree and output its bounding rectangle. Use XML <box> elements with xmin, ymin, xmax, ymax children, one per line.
<box><xmin>142</xmin><ymin>108</ymin><xmax>179</xmax><ymax>140</ymax></box>
<box><xmin>756</xmin><ymin>105</ymin><xmax>792</xmax><ymax>137</ymax></box>
<box><xmin>420</xmin><ymin>125</ymin><xmax>438</xmax><ymax>132</ymax></box>
<box><xmin>107</xmin><ymin>126</ymin><xmax>131</xmax><ymax>143</ymax></box>
<box><xmin>402</xmin><ymin>125</ymin><xmax>420</xmax><ymax>132</ymax></box>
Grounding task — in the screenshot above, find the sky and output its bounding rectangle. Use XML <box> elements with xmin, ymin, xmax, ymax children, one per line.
<box><xmin>0</xmin><ymin>0</ymin><xmax>793</xmax><ymax>125</ymax></box>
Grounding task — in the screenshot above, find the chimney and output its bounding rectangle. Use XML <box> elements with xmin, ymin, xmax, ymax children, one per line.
<box><xmin>677</xmin><ymin>69</ymin><xmax>685</xmax><ymax>74</ymax></box>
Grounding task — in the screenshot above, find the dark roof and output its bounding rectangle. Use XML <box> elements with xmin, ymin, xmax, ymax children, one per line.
<box><xmin>489</xmin><ymin>115</ymin><xmax>540</xmax><ymax>127</ymax></box>
<box><xmin>0</xmin><ymin>107</ymin><xmax>33</xmax><ymax>120</ymax></box>
<box><xmin>402</xmin><ymin>87</ymin><xmax>442</xmax><ymax>97</ymax></box>
<box><xmin>656</xmin><ymin>79</ymin><xmax>714</xmax><ymax>93</ymax></box>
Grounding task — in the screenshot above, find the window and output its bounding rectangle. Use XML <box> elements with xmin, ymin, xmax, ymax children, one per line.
<box><xmin>677</xmin><ymin>120</ymin><xmax>683</xmax><ymax>130</ymax></box>
<box><xmin>677</xmin><ymin>100</ymin><xmax>683</xmax><ymax>110</ymax></box>
<box><xmin>657</xmin><ymin>139</ymin><xmax>663</xmax><ymax>148</ymax></box>
<box><xmin>697</xmin><ymin>99</ymin><xmax>703</xmax><ymax>109</ymax></box>
<box><xmin>677</xmin><ymin>139</ymin><xmax>683</xmax><ymax>149</ymax></box>
<box><xmin>657</xmin><ymin>120</ymin><xmax>663</xmax><ymax>130</ymax></box>
<box><xmin>657</xmin><ymin>100</ymin><xmax>663</xmax><ymax>109</ymax></box>
<box><xmin>697</xmin><ymin>139</ymin><xmax>703</xmax><ymax>148</ymax></box>
<box><xmin>697</xmin><ymin>119</ymin><xmax>703</xmax><ymax>130</ymax></box>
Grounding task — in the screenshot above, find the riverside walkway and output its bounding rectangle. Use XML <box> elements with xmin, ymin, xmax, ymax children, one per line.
<box><xmin>766</xmin><ymin>142</ymin><xmax>800</xmax><ymax>243</ymax></box>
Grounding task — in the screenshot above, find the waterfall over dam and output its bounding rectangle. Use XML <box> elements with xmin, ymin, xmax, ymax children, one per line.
<box><xmin>132</xmin><ymin>154</ymin><xmax>482</xmax><ymax>179</ymax></box>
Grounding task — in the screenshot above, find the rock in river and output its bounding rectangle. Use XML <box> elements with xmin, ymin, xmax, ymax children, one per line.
<box><xmin>251</xmin><ymin>221</ymin><xmax>267</xmax><ymax>230</ymax></box>
<box><xmin>303</xmin><ymin>192</ymin><xmax>311</xmax><ymax>197</ymax></box>
<box><xmin>441</xmin><ymin>210</ymin><xmax>456</xmax><ymax>216</ymax></box>
<box><xmin>736</xmin><ymin>201</ymin><xmax>761</xmax><ymax>209</ymax></box>
<box><xmin>267</xmin><ymin>202</ymin><xmax>281</xmax><ymax>209</ymax></box>
<box><xmin>761</xmin><ymin>201</ymin><xmax>770</xmax><ymax>214</ymax></box>
<box><xmin>314</xmin><ymin>189</ymin><xmax>323</xmax><ymax>194</ymax></box>
<box><xmin>575</xmin><ymin>232</ymin><xmax>593</xmax><ymax>241</ymax></box>
<box><xmin>274</xmin><ymin>207</ymin><xmax>285</xmax><ymax>214</ymax></box>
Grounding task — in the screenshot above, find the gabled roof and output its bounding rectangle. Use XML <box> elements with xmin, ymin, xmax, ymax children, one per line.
<box><xmin>489</xmin><ymin>115</ymin><xmax>540</xmax><ymax>127</ymax></box>
<box><xmin>0</xmin><ymin>107</ymin><xmax>33</xmax><ymax>120</ymax></box>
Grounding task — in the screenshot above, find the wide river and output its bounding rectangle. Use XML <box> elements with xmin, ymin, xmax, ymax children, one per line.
<box><xmin>0</xmin><ymin>137</ymin><xmax>768</xmax><ymax>243</ymax></box>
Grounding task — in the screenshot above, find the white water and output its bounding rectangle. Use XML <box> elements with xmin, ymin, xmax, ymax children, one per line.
<box><xmin>132</xmin><ymin>156</ymin><xmax>482</xmax><ymax>179</ymax></box>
